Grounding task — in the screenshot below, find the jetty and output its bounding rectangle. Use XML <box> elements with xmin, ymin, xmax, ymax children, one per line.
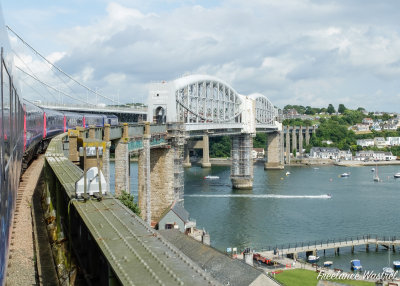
<box><xmin>257</xmin><ymin>235</ymin><xmax>400</xmax><ymax>260</ymax></box>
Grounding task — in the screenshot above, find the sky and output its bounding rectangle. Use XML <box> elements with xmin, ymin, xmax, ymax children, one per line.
<box><xmin>2</xmin><ymin>0</ymin><xmax>400</xmax><ymax>112</ymax></box>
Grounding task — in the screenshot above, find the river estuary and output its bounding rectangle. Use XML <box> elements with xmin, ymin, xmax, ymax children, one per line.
<box><xmin>110</xmin><ymin>161</ymin><xmax>400</xmax><ymax>273</ymax></box>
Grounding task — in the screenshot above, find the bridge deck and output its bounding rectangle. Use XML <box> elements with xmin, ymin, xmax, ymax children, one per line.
<box><xmin>45</xmin><ymin>133</ymin><xmax>219</xmax><ymax>286</ymax></box>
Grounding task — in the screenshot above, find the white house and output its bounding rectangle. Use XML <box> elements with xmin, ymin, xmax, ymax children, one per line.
<box><xmin>371</xmin><ymin>122</ymin><xmax>381</xmax><ymax>131</ymax></box>
<box><xmin>388</xmin><ymin>137</ymin><xmax>400</xmax><ymax>146</ymax></box>
<box><xmin>355</xmin><ymin>124</ymin><xmax>370</xmax><ymax>132</ymax></box>
<box><xmin>373</xmin><ymin>151</ymin><xmax>396</xmax><ymax>161</ymax></box>
<box><xmin>354</xmin><ymin>151</ymin><xmax>375</xmax><ymax>161</ymax></box>
<box><xmin>252</xmin><ymin>148</ymin><xmax>265</xmax><ymax>159</ymax></box>
<box><xmin>362</xmin><ymin>118</ymin><xmax>373</xmax><ymax>125</ymax></box>
<box><xmin>338</xmin><ymin>150</ymin><xmax>353</xmax><ymax>160</ymax></box>
<box><xmin>356</xmin><ymin>139</ymin><xmax>374</xmax><ymax>147</ymax></box>
<box><xmin>374</xmin><ymin>137</ymin><xmax>388</xmax><ymax>148</ymax></box>
<box><xmin>310</xmin><ymin>147</ymin><xmax>340</xmax><ymax>160</ymax></box>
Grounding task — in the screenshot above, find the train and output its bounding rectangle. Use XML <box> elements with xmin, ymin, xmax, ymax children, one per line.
<box><xmin>0</xmin><ymin>8</ymin><xmax>119</xmax><ymax>284</ymax></box>
<box><xmin>23</xmin><ymin>99</ymin><xmax>119</xmax><ymax>167</ymax></box>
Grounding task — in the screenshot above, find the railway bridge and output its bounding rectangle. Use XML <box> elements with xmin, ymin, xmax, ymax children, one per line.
<box><xmin>148</xmin><ymin>74</ymin><xmax>284</xmax><ymax>189</ymax></box>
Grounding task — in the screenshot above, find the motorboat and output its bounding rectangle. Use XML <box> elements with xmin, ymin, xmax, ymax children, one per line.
<box><xmin>307</xmin><ymin>255</ymin><xmax>319</xmax><ymax>263</ymax></box>
<box><xmin>341</xmin><ymin>173</ymin><xmax>350</xmax><ymax>177</ymax></box>
<box><xmin>326</xmin><ymin>193</ymin><xmax>332</xmax><ymax>199</ymax></box>
<box><xmin>393</xmin><ymin>261</ymin><xmax>400</xmax><ymax>269</ymax></box>
<box><xmin>323</xmin><ymin>261</ymin><xmax>333</xmax><ymax>267</ymax></box>
<box><xmin>371</xmin><ymin>168</ymin><xmax>375</xmax><ymax>172</ymax></box>
<box><xmin>394</xmin><ymin>173</ymin><xmax>400</xmax><ymax>179</ymax></box>
<box><xmin>351</xmin><ymin>259</ymin><xmax>362</xmax><ymax>271</ymax></box>
<box><xmin>204</xmin><ymin>175</ymin><xmax>219</xmax><ymax>180</ymax></box>
<box><xmin>286</xmin><ymin>171</ymin><xmax>291</xmax><ymax>176</ymax></box>
<box><xmin>383</xmin><ymin>267</ymin><xmax>394</xmax><ymax>275</ymax></box>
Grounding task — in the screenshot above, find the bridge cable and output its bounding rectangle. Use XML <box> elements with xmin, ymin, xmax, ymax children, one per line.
<box><xmin>6</xmin><ymin>25</ymin><xmax>118</xmax><ymax>104</ymax></box>
<box><xmin>11</xmin><ymin>48</ymin><xmax>60</xmax><ymax>101</ymax></box>
<box><xmin>16</xmin><ymin>66</ymin><xmax>96</xmax><ymax>106</ymax></box>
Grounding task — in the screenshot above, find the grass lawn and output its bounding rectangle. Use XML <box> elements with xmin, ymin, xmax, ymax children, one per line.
<box><xmin>273</xmin><ymin>269</ymin><xmax>375</xmax><ymax>286</ymax></box>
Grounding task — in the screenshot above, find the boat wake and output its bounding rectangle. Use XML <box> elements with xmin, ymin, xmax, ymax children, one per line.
<box><xmin>184</xmin><ymin>194</ymin><xmax>331</xmax><ymax>199</ymax></box>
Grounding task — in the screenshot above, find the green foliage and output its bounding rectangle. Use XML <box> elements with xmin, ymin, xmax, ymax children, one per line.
<box><xmin>253</xmin><ymin>133</ymin><xmax>267</xmax><ymax>149</ymax></box>
<box><xmin>283</xmin><ymin>105</ymin><xmax>306</xmax><ymax>114</ymax></box>
<box><xmin>327</xmin><ymin>104</ymin><xmax>336</xmax><ymax>114</ymax></box>
<box><xmin>338</xmin><ymin>103</ymin><xmax>347</xmax><ymax>114</ymax></box>
<box><xmin>282</xmin><ymin>118</ymin><xmax>312</xmax><ymax>126</ymax></box>
<box><xmin>292</xmin><ymin>149</ymin><xmax>297</xmax><ymax>157</ymax></box>
<box><xmin>117</xmin><ymin>190</ymin><xmax>140</xmax><ymax>215</ymax></box>
<box><xmin>209</xmin><ymin>136</ymin><xmax>231</xmax><ymax>158</ymax></box>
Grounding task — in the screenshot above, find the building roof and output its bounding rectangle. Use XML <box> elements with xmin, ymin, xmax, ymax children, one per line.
<box><xmin>310</xmin><ymin>147</ymin><xmax>339</xmax><ymax>152</ymax></box>
<box><xmin>159</xmin><ymin>230</ymin><xmax>276</xmax><ymax>286</ymax></box>
<box><xmin>158</xmin><ymin>201</ymin><xmax>190</xmax><ymax>223</ymax></box>
<box><xmin>171</xmin><ymin>202</ymin><xmax>190</xmax><ymax>223</ymax></box>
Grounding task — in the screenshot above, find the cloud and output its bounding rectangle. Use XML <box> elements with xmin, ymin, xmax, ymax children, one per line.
<box><xmin>6</xmin><ymin>0</ymin><xmax>400</xmax><ymax>111</ymax></box>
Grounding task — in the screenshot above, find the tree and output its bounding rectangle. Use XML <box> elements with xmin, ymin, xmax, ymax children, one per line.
<box><xmin>338</xmin><ymin>104</ymin><xmax>347</xmax><ymax>114</ymax></box>
<box><xmin>327</xmin><ymin>104</ymin><xmax>336</xmax><ymax>114</ymax></box>
<box><xmin>118</xmin><ymin>191</ymin><xmax>140</xmax><ymax>215</ymax></box>
<box><xmin>253</xmin><ymin>133</ymin><xmax>267</xmax><ymax>149</ymax></box>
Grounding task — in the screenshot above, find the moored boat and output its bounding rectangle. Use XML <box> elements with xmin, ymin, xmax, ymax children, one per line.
<box><xmin>286</xmin><ymin>171</ymin><xmax>291</xmax><ymax>176</ymax></box>
<box><xmin>351</xmin><ymin>259</ymin><xmax>362</xmax><ymax>271</ymax></box>
<box><xmin>394</xmin><ymin>173</ymin><xmax>400</xmax><ymax>179</ymax></box>
<box><xmin>324</xmin><ymin>261</ymin><xmax>333</xmax><ymax>267</ymax></box>
<box><xmin>383</xmin><ymin>267</ymin><xmax>394</xmax><ymax>275</ymax></box>
<box><xmin>204</xmin><ymin>175</ymin><xmax>219</xmax><ymax>180</ymax></box>
<box><xmin>393</xmin><ymin>260</ymin><xmax>400</xmax><ymax>269</ymax></box>
<box><xmin>341</xmin><ymin>173</ymin><xmax>350</xmax><ymax>177</ymax></box>
<box><xmin>307</xmin><ymin>255</ymin><xmax>319</xmax><ymax>263</ymax></box>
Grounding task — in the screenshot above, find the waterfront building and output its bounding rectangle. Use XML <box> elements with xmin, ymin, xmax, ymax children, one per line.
<box><xmin>310</xmin><ymin>147</ymin><xmax>340</xmax><ymax>160</ymax></box>
<box><xmin>354</xmin><ymin>150</ymin><xmax>396</xmax><ymax>161</ymax></box>
<box><xmin>338</xmin><ymin>150</ymin><xmax>353</xmax><ymax>161</ymax></box>
<box><xmin>354</xmin><ymin>151</ymin><xmax>375</xmax><ymax>161</ymax></box>
<box><xmin>158</xmin><ymin>202</ymin><xmax>196</xmax><ymax>233</ymax></box>
<box><xmin>252</xmin><ymin>148</ymin><xmax>265</xmax><ymax>159</ymax></box>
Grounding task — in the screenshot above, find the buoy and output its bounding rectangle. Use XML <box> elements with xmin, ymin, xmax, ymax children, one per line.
<box><xmin>329</xmin><ymin>178</ymin><xmax>333</xmax><ymax>182</ymax></box>
<box><xmin>281</xmin><ymin>177</ymin><xmax>284</xmax><ymax>180</ymax></box>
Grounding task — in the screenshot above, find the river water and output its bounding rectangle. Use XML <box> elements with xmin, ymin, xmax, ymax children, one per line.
<box><xmin>110</xmin><ymin>161</ymin><xmax>400</xmax><ymax>273</ymax></box>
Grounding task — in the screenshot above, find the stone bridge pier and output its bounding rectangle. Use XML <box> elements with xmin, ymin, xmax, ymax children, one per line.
<box><xmin>137</xmin><ymin>124</ymin><xmax>185</xmax><ymax>225</ymax></box>
<box><xmin>231</xmin><ymin>134</ymin><xmax>253</xmax><ymax>189</ymax></box>
<box><xmin>265</xmin><ymin>131</ymin><xmax>284</xmax><ymax>169</ymax></box>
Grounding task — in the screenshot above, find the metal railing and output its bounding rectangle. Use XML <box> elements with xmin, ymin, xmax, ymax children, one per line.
<box><xmin>257</xmin><ymin>234</ymin><xmax>400</xmax><ymax>253</ymax></box>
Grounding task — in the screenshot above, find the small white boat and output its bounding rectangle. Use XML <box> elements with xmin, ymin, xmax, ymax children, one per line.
<box><xmin>341</xmin><ymin>173</ymin><xmax>350</xmax><ymax>177</ymax></box>
<box><xmin>383</xmin><ymin>267</ymin><xmax>394</xmax><ymax>275</ymax></box>
<box><xmin>394</xmin><ymin>173</ymin><xmax>400</xmax><ymax>179</ymax></box>
<box><xmin>313</xmin><ymin>167</ymin><xmax>319</xmax><ymax>170</ymax></box>
<box><xmin>371</xmin><ymin>168</ymin><xmax>375</xmax><ymax>172</ymax></box>
<box><xmin>286</xmin><ymin>171</ymin><xmax>291</xmax><ymax>176</ymax></box>
<box><xmin>393</xmin><ymin>260</ymin><xmax>400</xmax><ymax>269</ymax></box>
<box><xmin>204</xmin><ymin>175</ymin><xmax>219</xmax><ymax>180</ymax></box>
<box><xmin>324</xmin><ymin>261</ymin><xmax>333</xmax><ymax>267</ymax></box>
<box><xmin>307</xmin><ymin>255</ymin><xmax>319</xmax><ymax>263</ymax></box>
